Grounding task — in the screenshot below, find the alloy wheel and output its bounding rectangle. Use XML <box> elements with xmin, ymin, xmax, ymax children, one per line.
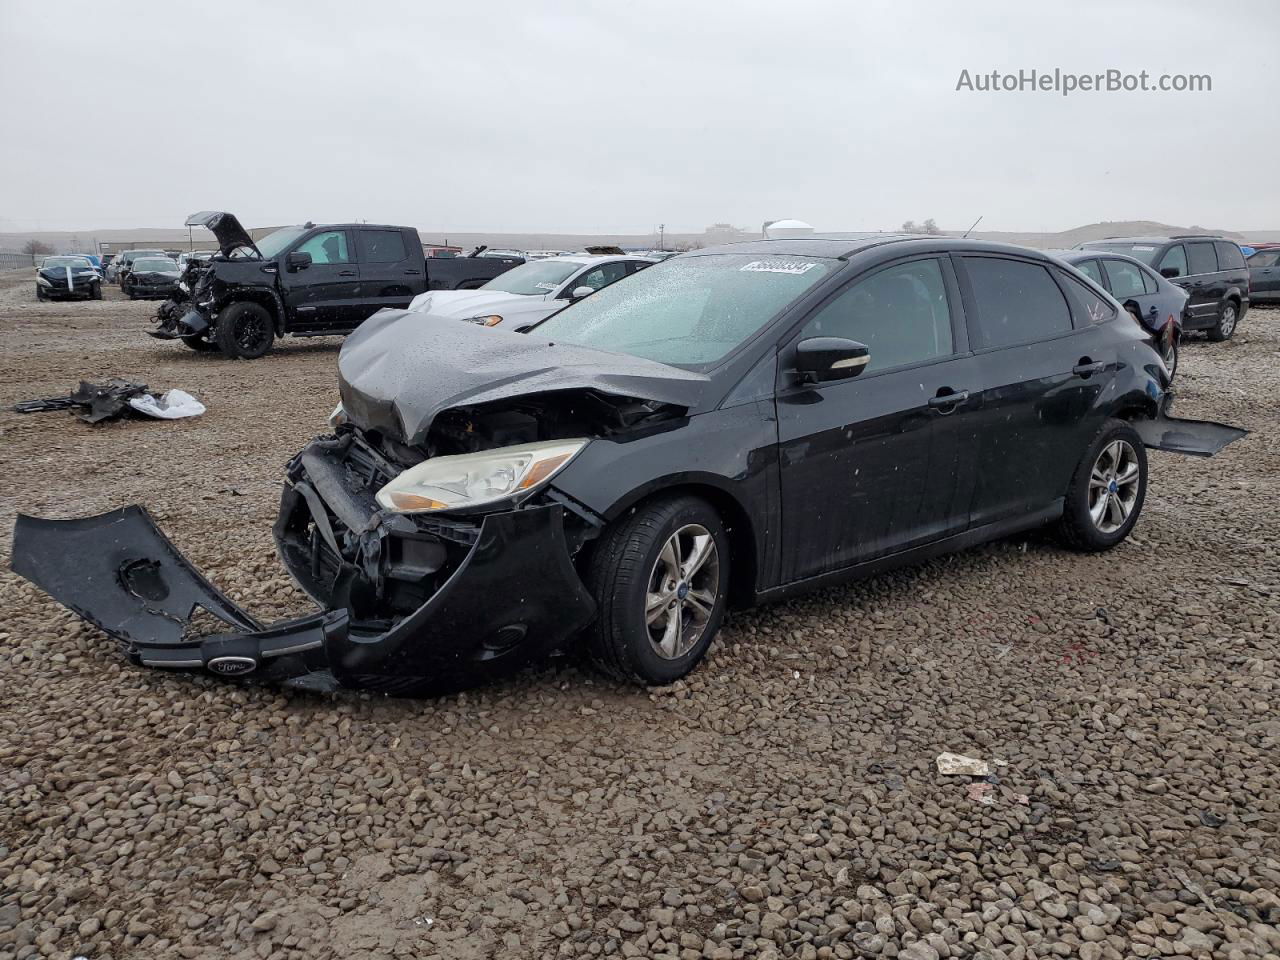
<box><xmin>1219</xmin><ymin>304</ymin><xmax>1237</xmax><ymax>337</ymax></box>
<box><xmin>234</xmin><ymin>313</ymin><xmax>270</xmax><ymax>353</ymax></box>
<box><xmin>1088</xmin><ymin>439</ymin><xmax>1140</xmax><ymax>534</ymax></box>
<box><xmin>645</xmin><ymin>523</ymin><xmax>719</xmax><ymax>660</ymax></box>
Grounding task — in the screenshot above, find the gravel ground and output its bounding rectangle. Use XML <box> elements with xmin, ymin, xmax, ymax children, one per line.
<box><xmin>1</xmin><ymin>268</ymin><xmax>1278</xmax><ymax>960</ymax></box>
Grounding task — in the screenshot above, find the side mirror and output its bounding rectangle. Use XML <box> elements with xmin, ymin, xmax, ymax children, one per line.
<box><xmin>286</xmin><ymin>251</ymin><xmax>313</xmax><ymax>271</ymax></box>
<box><xmin>794</xmin><ymin>337</ymin><xmax>870</xmax><ymax>384</ymax></box>
<box><xmin>570</xmin><ymin>285</ymin><xmax>596</xmax><ymax>300</ymax></box>
<box><xmin>1160</xmin><ymin>267</ymin><xmax>1180</xmax><ymax>279</ymax></box>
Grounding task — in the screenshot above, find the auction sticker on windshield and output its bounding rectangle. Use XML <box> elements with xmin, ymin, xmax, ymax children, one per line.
<box><xmin>535</xmin><ymin>282</ymin><xmax>558</xmax><ymax>291</ymax></box>
<box><xmin>740</xmin><ymin>260</ymin><xmax>819</xmax><ymax>275</ymax></box>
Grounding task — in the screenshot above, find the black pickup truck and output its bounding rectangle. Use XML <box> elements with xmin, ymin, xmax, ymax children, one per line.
<box><xmin>151</xmin><ymin>212</ymin><xmax>523</xmax><ymax>358</ymax></box>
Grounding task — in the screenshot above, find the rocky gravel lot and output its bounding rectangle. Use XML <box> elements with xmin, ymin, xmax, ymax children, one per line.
<box><xmin>0</xmin><ymin>268</ymin><xmax>1278</xmax><ymax>960</ymax></box>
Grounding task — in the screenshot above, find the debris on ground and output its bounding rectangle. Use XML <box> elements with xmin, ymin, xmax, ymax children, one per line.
<box><xmin>935</xmin><ymin>751</ymin><xmax>992</xmax><ymax>776</ymax></box>
<box><xmin>12</xmin><ymin>379</ymin><xmax>204</xmax><ymax>423</ymax></box>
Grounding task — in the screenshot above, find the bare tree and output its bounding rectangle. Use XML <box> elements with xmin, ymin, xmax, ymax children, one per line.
<box><xmin>901</xmin><ymin>219</ymin><xmax>942</xmax><ymax>235</ymax></box>
<box><xmin>22</xmin><ymin>239</ymin><xmax>54</xmax><ymax>256</ymax></box>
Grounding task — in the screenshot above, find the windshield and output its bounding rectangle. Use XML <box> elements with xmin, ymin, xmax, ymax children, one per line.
<box><xmin>45</xmin><ymin>257</ymin><xmax>92</xmax><ymax>269</ymax></box>
<box><xmin>252</xmin><ymin>226</ymin><xmax>307</xmax><ymax>259</ymax></box>
<box><xmin>532</xmin><ymin>253</ymin><xmax>834</xmax><ymax>368</ymax></box>
<box><xmin>480</xmin><ymin>259</ymin><xmax>581</xmax><ymax>295</ymax></box>
<box><xmin>1083</xmin><ymin>242</ymin><xmax>1162</xmax><ymax>265</ymax></box>
<box><xmin>134</xmin><ymin>258</ymin><xmax>177</xmax><ymax>272</ymax></box>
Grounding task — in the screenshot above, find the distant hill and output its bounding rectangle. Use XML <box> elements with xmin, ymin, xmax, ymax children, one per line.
<box><xmin>959</xmin><ymin>220</ymin><xmax>1252</xmax><ymax>249</ymax></box>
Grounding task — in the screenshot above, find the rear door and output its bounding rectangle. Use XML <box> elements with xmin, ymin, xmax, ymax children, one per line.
<box><xmin>1184</xmin><ymin>241</ymin><xmax>1226</xmax><ymax>319</ymax></box>
<box><xmin>1214</xmin><ymin>241</ymin><xmax>1250</xmax><ymax>303</ymax></box>
<box><xmin>354</xmin><ymin>228</ymin><xmax>420</xmax><ymax>321</ymax></box>
<box><xmin>956</xmin><ymin>254</ymin><xmax>1116</xmax><ymax>527</ymax></box>
<box><xmin>1248</xmin><ymin>249</ymin><xmax>1280</xmax><ymax>300</ymax></box>
<box><xmin>776</xmin><ymin>255</ymin><xmax>982</xmax><ymax>581</ymax></box>
<box><xmin>281</xmin><ymin>229</ymin><xmax>361</xmax><ymax>330</ymax></box>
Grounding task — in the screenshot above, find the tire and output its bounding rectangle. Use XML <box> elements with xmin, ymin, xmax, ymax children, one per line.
<box><xmin>1056</xmin><ymin>419</ymin><xmax>1147</xmax><ymax>552</ymax></box>
<box><xmin>583</xmin><ymin>494</ymin><xmax>730</xmax><ymax>685</ymax></box>
<box><xmin>181</xmin><ymin>334</ymin><xmax>218</xmax><ymax>352</ymax></box>
<box><xmin>1162</xmin><ymin>336</ymin><xmax>1178</xmax><ymax>379</ymax></box>
<box><xmin>1208</xmin><ymin>299</ymin><xmax>1239</xmax><ymax>342</ymax></box>
<box><xmin>36</xmin><ymin>286</ymin><xmax>47</xmax><ymax>302</ymax></box>
<box><xmin>90</xmin><ymin>282</ymin><xmax>103</xmax><ymax>301</ymax></box>
<box><xmin>214</xmin><ymin>302</ymin><xmax>275</xmax><ymax>359</ymax></box>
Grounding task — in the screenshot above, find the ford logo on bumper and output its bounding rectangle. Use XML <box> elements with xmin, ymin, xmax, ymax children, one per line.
<box><xmin>207</xmin><ymin>656</ymin><xmax>257</xmax><ymax>677</ymax></box>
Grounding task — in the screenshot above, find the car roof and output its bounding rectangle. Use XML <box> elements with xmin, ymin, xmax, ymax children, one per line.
<box><xmin>686</xmin><ymin>235</ymin><xmax>1062</xmax><ymax>262</ymax></box>
<box><xmin>1047</xmin><ymin>248</ymin><xmax>1157</xmax><ymax>270</ymax></box>
<box><xmin>547</xmin><ymin>254</ymin><xmax>653</xmax><ymax>267</ymax></box>
<box><xmin>1081</xmin><ymin>235</ymin><xmax>1227</xmax><ymax>246</ymax></box>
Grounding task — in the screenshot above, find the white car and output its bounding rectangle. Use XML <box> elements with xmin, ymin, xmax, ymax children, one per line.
<box><xmin>406</xmin><ymin>255</ymin><xmax>654</xmax><ymax>329</ymax></box>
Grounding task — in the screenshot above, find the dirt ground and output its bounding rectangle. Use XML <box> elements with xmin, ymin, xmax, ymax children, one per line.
<box><xmin>0</xmin><ymin>268</ymin><xmax>1277</xmax><ymax>960</ymax></box>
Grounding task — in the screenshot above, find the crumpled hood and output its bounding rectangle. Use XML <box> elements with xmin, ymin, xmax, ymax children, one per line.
<box><xmin>407</xmin><ymin>289</ymin><xmax>543</xmax><ymax>317</ymax></box>
<box><xmin>185</xmin><ymin>211</ymin><xmax>257</xmax><ymax>257</ymax></box>
<box><xmin>337</xmin><ymin>309</ymin><xmax>709</xmax><ymax>445</ymax></box>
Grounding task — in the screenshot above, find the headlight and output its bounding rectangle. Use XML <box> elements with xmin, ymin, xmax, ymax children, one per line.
<box><xmin>462</xmin><ymin>315</ymin><xmax>503</xmax><ymax>327</ymax></box>
<box><xmin>37</xmin><ymin>276</ymin><xmax>51</xmax><ymax>287</ymax></box>
<box><xmin>376</xmin><ymin>439</ymin><xmax>587</xmax><ymax>514</ymax></box>
<box><xmin>328</xmin><ymin>402</ymin><xmax>348</xmax><ymax>430</ymax></box>
<box><xmin>178</xmin><ymin>281</ymin><xmax>189</xmax><ymax>293</ymax></box>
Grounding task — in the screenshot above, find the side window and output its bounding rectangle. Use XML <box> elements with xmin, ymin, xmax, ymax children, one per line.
<box><xmin>572</xmin><ymin>261</ymin><xmax>629</xmax><ymax>293</ymax></box>
<box><xmin>1249</xmin><ymin>250</ymin><xmax>1280</xmax><ymax>268</ymax></box>
<box><xmin>1102</xmin><ymin>258</ymin><xmax>1147</xmax><ymax>299</ymax></box>
<box><xmin>1186</xmin><ymin>242</ymin><xmax>1218</xmax><ymax>276</ymax></box>
<box><xmin>1214</xmin><ymin>241</ymin><xmax>1246</xmax><ymax>270</ymax></box>
<box><xmin>297</xmin><ymin>230</ymin><xmax>351</xmax><ymax>265</ymax></box>
<box><xmin>357</xmin><ymin>230</ymin><xmax>407</xmax><ymax>264</ymax></box>
<box><xmin>1058</xmin><ymin>271</ymin><xmax>1115</xmax><ymax>325</ymax></box>
<box><xmin>1076</xmin><ymin>259</ymin><xmax>1105</xmax><ymax>287</ymax></box>
<box><xmin>1157</xmin><ymin>244</ymin><xmax>1188</xmax><ymax>278</ymax></box>
<box><xmin>627</xmin><ymin>260</ymin><xmax>652</xmax><ymax>275</ymax></box>
<box><xmin>800</xmin><ymin>258</ymin><xmax>954</xmax><ymax>373</ymax></box>
<box><xmin>1141</xmin><ymin>268</ymin><xmax>1157</xmax><ymax>294</ymax></box>
<box><xmin>963</xmin><ymin>257</ymin><xmax>1072</xmax><ymax>349</ymax></box>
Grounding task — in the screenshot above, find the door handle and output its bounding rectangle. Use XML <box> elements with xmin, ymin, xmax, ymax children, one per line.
<box><xmin>338</xmin><ymin>270</ymin><xmax>357</xmax><ymax>277</ymax></box>
<box><xmin>928</xmin><ymin>389</ymin><xmax>969</xmax><ymax>411</ymax></box>
<box><xmin>1073</xmin><ymin>359</ymin><xmax>1107</xmax><ymax>377</ymax></box>
<box><xmin>403</xmin><ymin>269</ymin><xmax>422</xmax><ymax>276</ymax></box>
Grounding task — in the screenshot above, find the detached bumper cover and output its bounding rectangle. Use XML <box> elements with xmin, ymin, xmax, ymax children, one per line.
<box><xmin>1135</xmin><ymin>413</ymin><xmax>1248</xmax><ymax>457</ymax></box>
<box><xmin>11</xmin><ymin>501</ymin><xmax>596</xmax><ymax>695</ymax></box>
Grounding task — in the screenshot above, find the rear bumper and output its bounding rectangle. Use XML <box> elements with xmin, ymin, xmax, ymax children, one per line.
<box><xmin>10</xmin><ymin>443</ymin><xmax>597</xmax><ymax>696</ymax></box>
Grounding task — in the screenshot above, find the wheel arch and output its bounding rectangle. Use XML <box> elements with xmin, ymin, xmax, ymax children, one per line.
<box><xmin>599</xmin><ymin>476</ymin><xmax>761</xmax><ymax>609</ymax></box>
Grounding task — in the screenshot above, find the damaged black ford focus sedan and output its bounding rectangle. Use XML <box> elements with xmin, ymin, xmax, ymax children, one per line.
<box><xmin>13</xmin><ymin>237</ymin><xmax>1245</xmax><ymax>696</ymax></box>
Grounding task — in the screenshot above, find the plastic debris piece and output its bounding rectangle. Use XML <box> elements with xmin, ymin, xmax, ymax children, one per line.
<box><xmin>129</xmin><ymin>388</ymin><xmax>206</xmax><ymax>420</ymax></box>
<box><xmin>967</xmin><ymin>782</ymin><xmax>996</xmax><ymax>805</ymax></box>
<box><xmin>936</xmin><ymin>752</ymin><xmax>991</xmax><ymax>776</ymax></box>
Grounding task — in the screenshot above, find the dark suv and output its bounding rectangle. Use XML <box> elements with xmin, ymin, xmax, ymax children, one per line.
<box><xmin>1077</xmin><ymin>235</ymin><xmax>1249</xmax><ymax>341</ymax></box>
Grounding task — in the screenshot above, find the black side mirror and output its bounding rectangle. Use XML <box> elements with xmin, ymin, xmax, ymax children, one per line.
<box><xmin>1160</xmin><ymin>267</ymin><xmax>1180</xmax><ymax>279</ymax></box>
<box><xmin>286</xmin><ymin>251</ymin><xmax>313</xmax><ymax>271</ymax></box>
<box><xmin>794</xmin><ymin>337</ymin><xmax>870</xmax><ymax>384</ymax></box>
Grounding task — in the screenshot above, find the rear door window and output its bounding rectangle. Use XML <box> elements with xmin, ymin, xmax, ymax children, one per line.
<box><xmin>962</xmin><ymin>257</ymin><xmax>1073</xmax><ymax>349</ymax></box>
<box><xmin>1186</xmin><ymin>242</ymin><xmax>1219</xmax><ymax>276</ymax></box>
<box><xmin>1214</xmin><ymin>241</ymin><xmax>1246</xmax><ymax>270</ymax></box>
<box><xmin>357</xmin><ymin>229</ymin><xmax>407</xmax><ymax>264</ymax></box>
<box><xmin>1249</xmin><ymin>250</ymin><xmax>1280</xmax><ymax>267</ymax></box>
<box><xmin>799</xmin><ymin>257</ymin><xmax>954</xmax><ymax>373</ymax></box>
<box><xmin>571</xmin><ymin>261</ymin><xmax>629</xmax><ymax>293</ymax></box>
<box><xmin>1157</xmin><ymin>244</ymin><xmax>1188</xmax><ymax>278</ymax></box>
<box><xmin>1102</xmin><ymin>258</ymin><xmax>1148</xmax><ymax>299</ymax></box>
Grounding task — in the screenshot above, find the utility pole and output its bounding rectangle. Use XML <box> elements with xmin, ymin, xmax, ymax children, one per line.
<box><xmin>188</xmin><ymin>225</ymin><xmax>193</xmax><ymax>252</ymax></box>
<box><xmin>658</xmin><ymin>223</ymin><xmax>665</xmax><ymax>251</ymax></box>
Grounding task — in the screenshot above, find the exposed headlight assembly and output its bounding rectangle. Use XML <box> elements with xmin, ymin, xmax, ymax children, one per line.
<box><xmin>328</xmin><ymin>402</ymin><xmax>348</xmax><ymax>430</ymax></box>
<box><xmin>376</xmin><ymin>439</ymin><xmax>587</xmax><ymax>514</ymax></box>
<box><xmin>462</xmin><ymin>314</ymin><xmax>503</xmax><ymax>327</ymax></box>
<box><xmin>37</xmin><ymin>276</ymin><xmax>51</xmax><ymax>287</ymax></box>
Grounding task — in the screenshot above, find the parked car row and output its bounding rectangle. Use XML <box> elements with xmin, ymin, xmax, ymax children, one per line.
<box><xmin>15</xmin><ymin>232</ymin><xmax>1245</xmax><ymax>697</ymax></box>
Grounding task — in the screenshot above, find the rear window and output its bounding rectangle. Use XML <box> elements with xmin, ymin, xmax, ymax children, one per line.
<box><xmin>1214</xmin><ymin>241</ymin><xmax>1245</xmax><ymax>270</ymax></box>
<box><xmin>963</xmin><ymin>257</ymin><xmax>1073</xmax><ymax>349</ymax></box>
<box><xmin>1075</xmin><ymin>259</ymin><xmax>1104</xmax><ymax>285</ymax></box>
<box><xmin>1186</xmin><ymin>242</ymin><xmax>1218</xmax><ymax>276</ymax></box>
<box><xmin>358</xmin><ymin>230</ymin><xmax>407</xmax><ymax>264</ymax></box>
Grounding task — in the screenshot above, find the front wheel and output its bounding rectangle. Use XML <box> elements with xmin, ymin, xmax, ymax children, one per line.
<box><xmin>35</xmin><ymin>286</ymin><xmax>48</xmax><ymax>301</ymax></box>
<box><xmin>1056</xmin><ymin>419</ymin><xmax>1147</xmax><ymax>552</ymax></box>
<box><xmin>90</xmin><ymin>282</ymin><xmax>103</xmax><ymax>301</ymax></box>
<box><xmin>1208</xmin><ymin>300</ymin><xmax>1238</xmax><ymax>342</ymax></box>
<box><xmin>214</xmin><ymin>302</ymin><xmax>275</xmax><ymax>359</ymax></box>
<box><xmin>583</xmin><ymin>495</ymin><xmax>730</xmax><ymax>685</ymax></box>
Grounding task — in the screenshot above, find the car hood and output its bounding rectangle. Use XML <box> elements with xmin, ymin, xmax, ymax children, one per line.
<box><xmin>40</xmin><ymin>267</ymin><xmax>98</xmax><ymax>278</ymax></box>
<box><xmin>406</xmin><ymin>289</ymin><xmax>544</xmax><ymax>316</ymax></box>
<box><xmin>185</xmin><ymin>211</ymin><xmax>257</xmax><ymax>257</ymax></box>
<box><xmin>337</xmin><ymin>309</ymin><xmax>709</xmax><ymax>445</ymax></box>
<box><xmin>134</xmin><ymin>271</ymin><xmax>180</xmax><ymax>279</ymax></box>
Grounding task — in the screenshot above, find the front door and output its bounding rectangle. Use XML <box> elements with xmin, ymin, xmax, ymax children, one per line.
<box><xmin>1248</xmin><ymin>249</ymin><xmax>1280</xmax><ymax>301</ymax></box>
<box><xmin>776</xmin><ymin>256</ymin><xmax>980</xmax><ymax>583</ymax></box>
<box><xmin>280</xmin><ymin>229</ymin><xmax>361</xmax><ymax>330</ymax></box>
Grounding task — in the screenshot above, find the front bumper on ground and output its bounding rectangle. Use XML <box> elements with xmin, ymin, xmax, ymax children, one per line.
<box><xmin>149</xmin><ymin>305</ymin><xmax>207</xmax><ymax>340</ymax></box>
<box><xmin>11</xmin><ymin>492</ymin><xmax>597</xmax><ymax>696</ymax></box>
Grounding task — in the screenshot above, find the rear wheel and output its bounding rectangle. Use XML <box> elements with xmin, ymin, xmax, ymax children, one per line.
<box><xmin>584</xmin><ymin>495</ymin><xmax>730</xmax><ymax>685</ymax></box>
<box><xmin>1162</xmin><ymin>336</ymin><xmax>1178</xmax><ymax>378</ymax></box>
<box><xmin>214</xmin><ymin>302</ymin><xmax>275</xmax><ymax>359</ymax></box>
<box><xmin>1208</xmin><ymin>300</ymin><xmax>1238</xmax><ymax>342</ymax></box>
<box><xmin>1056</xmin><ymin>419</ymin><xmax>1147</xmax><ymax>552</ymax></box>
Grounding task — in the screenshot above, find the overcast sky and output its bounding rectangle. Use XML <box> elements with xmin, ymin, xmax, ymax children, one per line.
<box><xmin>1</xmin><ymin>0</ymin><xmax>1275</xmax><ymax>235</ymax></box>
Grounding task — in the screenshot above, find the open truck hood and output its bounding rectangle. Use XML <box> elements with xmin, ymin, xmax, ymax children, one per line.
<box><xmin>185</xmin><ymin>210</ymin><xmax>258</xmax><ymax>258</ymax></box>
<box><xmin>337</xmin><ymin>309</ymin><xmax>709</xmax><ymax>445</ymax></box>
